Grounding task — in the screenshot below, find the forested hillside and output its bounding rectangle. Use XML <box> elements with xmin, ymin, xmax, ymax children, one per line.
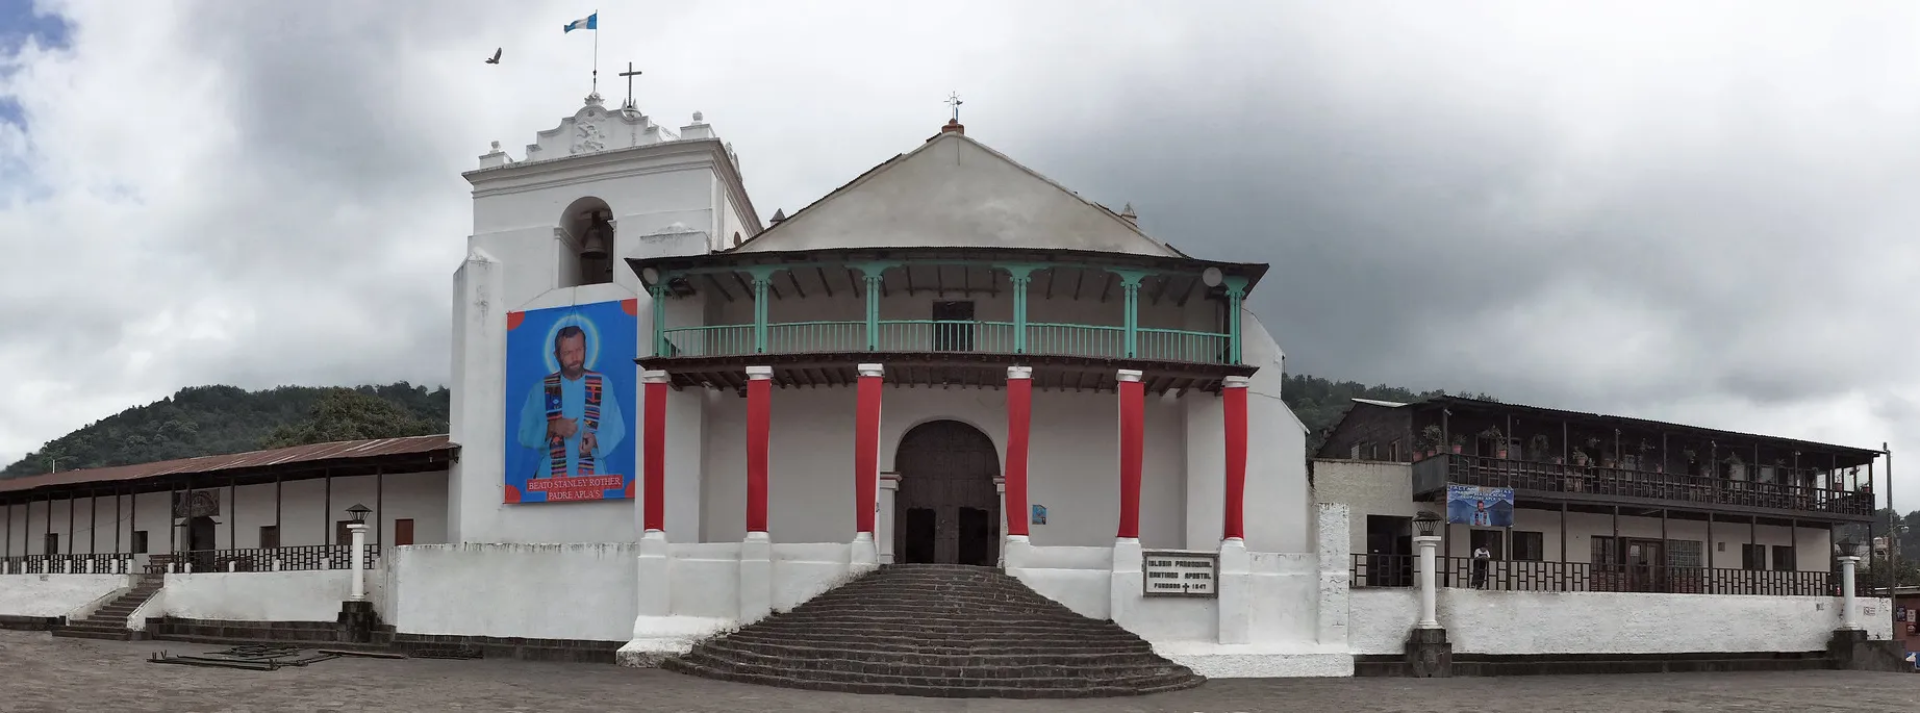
<box><xmin>0</xmin><ymin>383</ymin><xmax>449</xmax><ymax>479</ymax></box>
<box><xmin>1281</xmin><ymin>374</ymin><xmax>1498</xmax><ymax>451</ymax></box>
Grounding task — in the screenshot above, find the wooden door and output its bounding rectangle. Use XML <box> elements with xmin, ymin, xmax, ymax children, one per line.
<box><xmin>894</xmin><ymin>420</ymin><xmax>1000</xmax><ymax>565</ymax></box>
<box><xmin>931</xmin><ymin>301</ymin><xmax>975</xmax><ymax>352</ymax></box>
<box><xmin>1626</xmin><ymin>538</ymin><xmax>1664</xmax><ymax>592</ymax></box>
<box><xmin>394</xmin><ymin>519</ymin><xmax>415</xmax><ymax>547</ymax></box>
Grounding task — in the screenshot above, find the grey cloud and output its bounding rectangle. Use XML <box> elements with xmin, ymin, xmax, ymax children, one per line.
<box><xmin>3</xmin><ymin>0</ymin><xmax>1919</xmax><ymax>504</ymax></box>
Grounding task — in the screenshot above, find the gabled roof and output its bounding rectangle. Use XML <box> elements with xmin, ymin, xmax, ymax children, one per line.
<box><xmin>0</xmin><ymin>435</ymin><xmax>455</xmax><ymax>496</ymax></box>
<box><xmin>729</xmin><ymin>131</ymin><xmax>1183</xmax><ymax>257</ymax></box>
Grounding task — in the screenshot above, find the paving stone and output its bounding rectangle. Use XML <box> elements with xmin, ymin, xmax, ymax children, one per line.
<box><xmin>6</xmin><ymin>629</ymin><xmax>1920</xmax><ymax>711</ymax></box>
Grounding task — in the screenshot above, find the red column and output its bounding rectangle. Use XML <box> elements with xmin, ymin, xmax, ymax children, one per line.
<box><xmin>1004</xmin><ymin>366</ymin><xmax>1034</xmax><ymax>537</ymax></box>
<box><xmin>642</xmin><ymin>370</ymin><xmax>669</xmax><ymax>532</ymax></box>
<box><xmin>854</xmin><ymin>364</ymin><xmax>884</xmax><ymax>536</ymax></box>
<box><xmin>1117</xmin><ymin>369</ymin><xmax>1145</xmax><ymax>539</ymax></box>
<box><xmin>745</xmin><ymin>366</ymin><xmax>772</xmax><ymax>534</ymax></box>
<box><xmin>1223</xmin><ymin>375</ymin><xmax>1249</xmax><ymax>541</ymax></box>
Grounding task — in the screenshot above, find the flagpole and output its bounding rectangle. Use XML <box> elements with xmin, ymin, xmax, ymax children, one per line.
<box><xmin>592</xmin><ymin>9</ymin><xmax>600</xmax><ymax>96</ymax></box>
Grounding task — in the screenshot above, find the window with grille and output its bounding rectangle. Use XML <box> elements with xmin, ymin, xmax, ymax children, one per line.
<box><xmin>1772</xmin><ymin>545</ymin><xmax>1795</xmax><ymax>571</ymax></box>
<box><xmin>1512</xmin><ymin>531</ymin><xmax>1545</xmax><ymax>561</ymax></box>
<box><xmin>1665</xmin><ymin>539</ymin><xmax>1703</xmax><ymax>568</ymax></box>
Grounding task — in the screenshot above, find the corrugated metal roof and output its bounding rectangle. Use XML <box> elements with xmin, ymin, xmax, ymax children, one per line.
<box><xmin>1351</xmin><ymin>398</ymin><xmax>1409</xmax><ymax>408</ymax></box>
<box><xmin>1420</xmin><ymin>395</ymin><xmax>1883</xmax><ymax>459</ymax></box>
<box><xmin>0</xmin><ymin>434</ymin><xmax>454</xmax><ymax>494</ymax></box>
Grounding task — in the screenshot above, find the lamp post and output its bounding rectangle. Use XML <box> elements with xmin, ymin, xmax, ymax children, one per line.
<box><xmin>1414</xmin><ymin>510</ymin><xmax>1443</xmax><ymax>629</ymax></box>
<box><xmin>1837</xmin><ymin>534</ymin><xmax>1865</xmax><ymax>631</ymax></box>
<box><xmin>346</xmin><ymin>503</ymin><xmax>370</xmax><ymax>602</ymax></box>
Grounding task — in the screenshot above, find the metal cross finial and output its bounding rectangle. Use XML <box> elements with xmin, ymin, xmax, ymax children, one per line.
<box><xmin>618</xmin><ymin>62</ymin><xmax>643</xmax><ymax>109</ymax></box>
<box><xmin>946</xmin><ymin>91</ymin><xmax>963</xmax><ymax>122</ymax></box>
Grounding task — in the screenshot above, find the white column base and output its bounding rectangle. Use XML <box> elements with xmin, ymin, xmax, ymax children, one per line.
<box><xmin>851</xmin><ymin>532</ymin><xmax>879</xmax><ymax>575</ymax></box>
<box><xmin>738</xmin><ymin>531</ymin><xmax>773</xmax><ymax>624</ymax></box>
<box><xmin>1217</xmin><ymin>537</ymin><xmax>1251</xmax><ymax>645</ymax></box>
<box><xmin>1003</xmin><ymin>534</ymin><xmax>1033</xmax><ymax>571</ymax></box>
<box><xmin>1109</xmin><ymin>537</ymin><xmax>1143</xmax><ymax>631</ymax></box>
<box><xmin>636</xmin><ymin>530</ymin><xmax>671</xmax><ymax>617</ymax></box>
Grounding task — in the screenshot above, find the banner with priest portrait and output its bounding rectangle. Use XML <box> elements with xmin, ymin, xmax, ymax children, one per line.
<box><xmin>502</xmin><ymin>299</ymin><xmax>639</xmax><ymax>503</ymax></box>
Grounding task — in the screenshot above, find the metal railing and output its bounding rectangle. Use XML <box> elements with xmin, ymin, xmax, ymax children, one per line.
<box><xmin>167</xmin><ymin>545</ymin><xmax>377</xmax><ymax>572</ymax></box>
<box><xmin>1351</xmin><ymin>553</ymin><xmax>1842</xmax><ymax>596</ymax></box>
<box><xmin>1412</xmin><ymin>453</ymin><xmax>1875</xmax><ymax>517</ymax></box>
<box><xmin>659</xmin><ymin>320</ymin><xmax>1233</xmax><ymax>365</ymax></box>
<box><xmin>0</xmin><ymin>554</ymin><xmax>134</xmax><ymax>575</ymax></box>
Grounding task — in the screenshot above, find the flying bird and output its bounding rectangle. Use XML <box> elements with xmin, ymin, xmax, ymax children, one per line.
<box><xmin>485</xmin><ymin>48</ymin><xmax>502</xmax><ymax>64</ymax></box>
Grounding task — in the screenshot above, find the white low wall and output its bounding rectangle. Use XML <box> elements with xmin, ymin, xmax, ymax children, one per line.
<box><xmin>1350</xmin><ymin>587</ymin><xmax>1895</xmax><ymax>656</ymax></box>
<box><xmin>0</xmin><ymin>574</ymin><xmax>128</xmax><ymax>619</ymax></box>
<box><xmin>389</xmin><ymin>543</ymin><xmax>639</xmax><ymax>642</ymax></box>
<box><xmin>157</xmin><ymin>570</ymin><xmax>378</xmax><ymax>623</ymax></box>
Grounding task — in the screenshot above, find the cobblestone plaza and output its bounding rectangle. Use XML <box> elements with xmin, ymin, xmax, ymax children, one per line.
<box><xmin>3</xmin><ymin>631</ymin><xmax>1918</xmax><ymax>712</ymax></box>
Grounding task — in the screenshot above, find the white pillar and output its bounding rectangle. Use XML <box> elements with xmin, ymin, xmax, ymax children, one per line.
<box><xmin>347</xmin><ymin>522</ymin><xmax>369</xmax><ymax>601</ymax></box>
<box><xmin>1839</xmin><ymin>555</ymin><xmax>1861</xmax><ymax>630</ymax></box>
<box><xmin>1415</xmin><ymin>534</ymin><xmax>1441</xmax><ymax>629</ymax></box>
<box><xmin>878</xmin><ymin>474</ymin><xmax>900</xmax><ymax>564</ymax></box>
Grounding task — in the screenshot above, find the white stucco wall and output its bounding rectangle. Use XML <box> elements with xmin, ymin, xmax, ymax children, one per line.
<box><xmin>387</xmin><ymin>543</ymin><xmax>639</xmax><ymax>642</ymax></box>
<box><xmin>0</xmin><ymin>574</ymin><xmax>127</xmax><ymax>618</ymax></box>
<box><xmin>1349</xmin><ymin>587</ymin><xmax>1894</xmax><ymax>655</ymax></box>
<box><xmin>0</xmin><ymin>471</ymin><xmax>448</xmax><ymax>556</ymax></box>
<box><xmin>159</xmin><ymin>570</ymin><xmax>375</xmax><ymax>622</ymax></box>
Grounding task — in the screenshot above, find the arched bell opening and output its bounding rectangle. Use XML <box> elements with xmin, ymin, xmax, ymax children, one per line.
<box><xmin>557</xmin><ymin>196</ymin><xmax>615</xmax><ymax>287</ymax></box>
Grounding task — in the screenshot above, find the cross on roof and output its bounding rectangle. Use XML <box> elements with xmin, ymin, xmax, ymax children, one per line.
<box><xmin>618</xmin><ymin>62</ymin><xmax>643</xmax><ymax>109</ymax></box>
<box><xmin>946</xmin><ymin>91</ymin><xmax>963</xmax><ymax>122</ymax></box>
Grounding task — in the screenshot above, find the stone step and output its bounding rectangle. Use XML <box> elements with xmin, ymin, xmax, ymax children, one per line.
<box><xmin>718</xmin><ymin>629</ymin><xmax>1156</xmax><ymax>654</ymax></box>
<box><xmin>744</xmin><ymin>619</ymin><xmax>1148</xmax><ymax>640</ymax></box>
<box><xmin>662</xmin><ymin>657</ymin><xmax>1203</xmax><ymax>699</ymax></box>
<box><xmin>52</xmin><ymin>626</ymin><xmax>132</xmax><ymax>641</ymax></box>
<box><xmin>681</xmin><ymin>649</ymin><xmax>1192</xmax><ymax>683</ymax></box>
<box><xmin>662</xmin><ymin>564</ymin><xmax>1204</xmax><ymax>698</ymax></box>
<box><xmin>697</xmin><ymin>639</ymin><xmax>1172</xmax><ymax>669</ymax></box>
<box><xmin>792</xmin><ymin>595</ymin><xmax>1070</xmax><ymax>611</ymax></box>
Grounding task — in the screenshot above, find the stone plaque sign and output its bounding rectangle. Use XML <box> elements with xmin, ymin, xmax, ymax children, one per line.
<box><xmin>1142</xmin><ymin>550</ymin><xmax>1218</xmax><ymax>598</ymax></box>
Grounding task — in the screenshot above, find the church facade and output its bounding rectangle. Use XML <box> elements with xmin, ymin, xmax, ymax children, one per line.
<box><xmin>443</xmin><ymin>100</ymin><xmax>1329</xmax><ymax>675</ymax></box>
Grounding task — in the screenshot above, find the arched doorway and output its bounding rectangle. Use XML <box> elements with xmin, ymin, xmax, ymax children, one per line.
<box><xmin>894</xmin><ymin>420</ymin><xmax>1000</xmax><ymax>566</ymax></box>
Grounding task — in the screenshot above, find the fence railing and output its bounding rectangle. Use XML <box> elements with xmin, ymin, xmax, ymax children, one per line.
<box><xmin>1351</xmin><ymin>553</ymin><xmax>1842</xmax><ymax>597</ymax></box>
<box><xmin>1412</xmin><ymin>453</ymin><xmax>1875</xmax><ymax>517</ymax></box>
<box><xmin>0</xmin><ymin>554</ymin><xmax>135</xmax><ymax>575</ymax></box>
<box><xmin>0</xmin><ymin>546</ymin><xmax>380</xmax><ymax>575</ymax></box>
<box><xmin>659</xmin><ymin>320</ymin><xmax>1232</xmax><ymax>365</ymax></box>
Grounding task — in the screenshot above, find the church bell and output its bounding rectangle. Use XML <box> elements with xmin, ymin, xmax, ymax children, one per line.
<box><xmin>579</xmin><ymin>210</ymin><xmax>611</xmax><ymax>260</ymax></box>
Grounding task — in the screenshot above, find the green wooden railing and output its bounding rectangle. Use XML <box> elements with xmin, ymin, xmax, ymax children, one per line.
<box><xmin>659</xmin><ymin>320</ymin><xmax>1232</xmax><ymax>365</ymax></box>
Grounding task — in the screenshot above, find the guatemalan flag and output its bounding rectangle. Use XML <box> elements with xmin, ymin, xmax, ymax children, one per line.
<box><xmin>564</xmin><ymin>12</ymin><xmax>597</xmax><ymax>32</ymax></box>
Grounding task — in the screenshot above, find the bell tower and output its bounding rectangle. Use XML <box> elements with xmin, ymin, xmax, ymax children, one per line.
<box><xmin>448</xmin><ymin>93</ymin><xmax>762</xmax><ymax>544</ymax></box>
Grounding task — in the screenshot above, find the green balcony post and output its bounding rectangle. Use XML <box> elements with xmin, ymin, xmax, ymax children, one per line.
<box><xmin>649</xmin><ymin>281</ymin><xmax>668</xmax><ymax>357</ymax></box>
<box><xmin>743</xmin><ymin>266</ymin><xmax>781</xmax><ymax>354</ymax></box>
<box><xmin>999</xmin><ymin>264</ymin><xmax>1041</xmax><ymax>354</ymax></box>
<box><xmin>1223</xmin><ymin>276</ymin><xmax>1248</xmax><ymax>364</ymax></box>
<box><xmin>851</xmin><ymin>262</ymin><xmax>898</xmax><ymax>351</ymax></box>
<box><xmin>1108</xmin><ymin>269</ymin><xmax>1151</xmax><ymax>359</ymax></box>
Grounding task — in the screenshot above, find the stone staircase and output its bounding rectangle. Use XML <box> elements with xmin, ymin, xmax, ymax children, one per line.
<box><xmin>52</xmin><ymin>574</ymin><xmax>163</xmax><ymax>642</ymax></box>
<box><xmin>662</xmin><ymin>563</ymin><xmax>1204</xmax><ymax>698</ymax></box>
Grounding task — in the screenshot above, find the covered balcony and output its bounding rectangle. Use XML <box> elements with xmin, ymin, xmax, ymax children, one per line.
<box><xmin>629</xmin><ymin>247</ymin><xmax>1267</xmax><ymax>392</ymax></box>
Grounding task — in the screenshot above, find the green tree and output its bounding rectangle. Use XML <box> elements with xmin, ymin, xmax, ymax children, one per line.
<box><xmin>1</xmin><ymin>382</ymin><xmax>449</xmax><ymax>478</ymax></box>
<box><xmin>260</xmin><ymin>389</ymin><xmax>446</xmax><ymax>449</ymax></box>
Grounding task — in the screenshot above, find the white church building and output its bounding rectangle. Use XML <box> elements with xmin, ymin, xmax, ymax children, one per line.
<box><xmin>0</xmin><ymin>90</ymin><xmax>1898</xmax><ymax>694</ymax></box>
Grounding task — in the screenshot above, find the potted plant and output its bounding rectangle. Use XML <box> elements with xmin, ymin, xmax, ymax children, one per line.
<box><xmin>1450</xmin><ymin>434</ymin><xmax>1466</xmax><ymax>454</ymax></box>
<box><xmin>1418</xmin><ymin>425</ymin><xmax>1444</xmax><ymax>459</ymax></box>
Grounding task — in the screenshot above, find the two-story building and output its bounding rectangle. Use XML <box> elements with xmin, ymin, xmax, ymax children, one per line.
<box><xmin>1315</xmin><ymin>395</ymin><xmax>1880</xmax><ymax>596</ymax></box>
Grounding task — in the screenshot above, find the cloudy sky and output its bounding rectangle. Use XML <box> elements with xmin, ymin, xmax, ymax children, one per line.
<box><xmin>1</xmin><ymin>1</ymin><xmax>1917</xmax><ymax>499</ymax></box>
